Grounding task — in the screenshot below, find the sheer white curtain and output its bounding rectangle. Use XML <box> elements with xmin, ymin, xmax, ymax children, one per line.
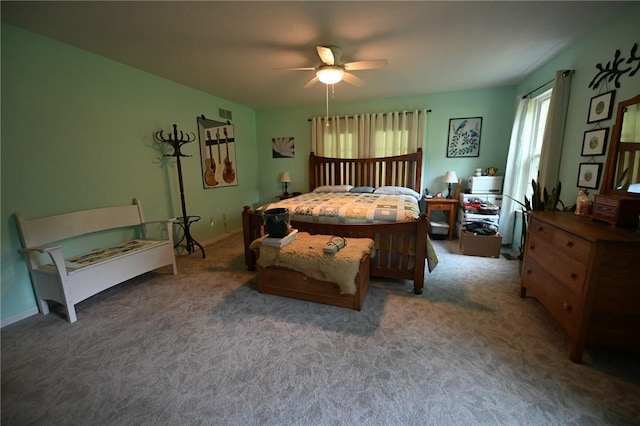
<box><xmin>498</xmin><ymin>97</ymin><xmax>533</xmax><ymax>245</ymax></box>
<box><xmin>311</xmin><ymin>109</ymin><xmax>427</xmax><ymax>157</ymax></box>
<box><xmin>499</xmin><ymin>70</ymin><xmax>573</xmax><ymax>246</ymax></box>
<box><xmin>537</xmin><ymin>70</ymin><xmax>573</xmax><ymax>191</ymax></box>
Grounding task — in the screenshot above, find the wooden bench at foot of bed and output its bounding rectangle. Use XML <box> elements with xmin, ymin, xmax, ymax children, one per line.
<box><xmin>257</xmin><ymin>255</ymin><xmax>370</xmax><ymax>311</ymax></box>
<box><xmin>253</xmin><ymin>232</ymin><xmax>374</xmax><ymax>310</ymax></box>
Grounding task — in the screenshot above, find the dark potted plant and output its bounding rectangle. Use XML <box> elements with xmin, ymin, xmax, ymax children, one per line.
<box><xmin>507</xmin><ymin>179</ymin><xmax>565</xmax><ymax>261</ymax></box>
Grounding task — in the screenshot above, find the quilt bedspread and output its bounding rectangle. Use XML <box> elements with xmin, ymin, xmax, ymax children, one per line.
<box><xmin>266</xmin><ymin>192</ymin><xmax>420</xmax><ymax>224</ymax></box>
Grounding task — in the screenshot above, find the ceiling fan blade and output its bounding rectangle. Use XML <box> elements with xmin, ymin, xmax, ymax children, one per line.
<box><xmin>342</xmin><ymin>72</ymin><xmax>365</xmax><ymax>87</ymax></box>
<box><xmin>303</xmin><ymin>76</ymin><xmax>319</xmax><ymax>88</ymax></box>
<box><xmin>274</xmin><ymin>66</ymin><xmax>316</xmax><ymax>71</ymax></box>
<box><xmin>316</xmin><ymin>46</ymin><xmax>335</xmax><ymax>65</ymax></box>
<box><xmin>344</xmin><ymin>59</ymin><xmax>388</xmax><ymax>71</ymax></box>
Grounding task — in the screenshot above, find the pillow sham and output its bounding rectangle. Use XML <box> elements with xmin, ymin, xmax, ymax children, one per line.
<box><xmin>312</xmin><ymin>185</ymin><xmax>354</xmax><ymax>193</ymax></box>
<box><xmin>373</xmin><ymin>186</ymin><xmax>421</xmax><ymax>200</ymax></box>
<box><xmin>349</xmin><ymin>186</ymin><xmax>376</xmax><ymax>193</ymax></box>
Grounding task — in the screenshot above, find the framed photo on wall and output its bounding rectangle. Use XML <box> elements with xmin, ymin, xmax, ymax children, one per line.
<box><xmin>581</xmin><ymin>128</ymin><xmax>609</xmax><ymax>156</ymax></box>
<box><xmin>576</xmin><ymin>162</ymin><xmax>603</xmax><ymax>189</ymax></box>
<box><xmin>587</xmin><ymin>90</ymin><xmax>615</xmax><ymax>123</ymax></box>
<box><xmin>446</xmin><ymin>116</ymin><xmax>482</xmax><ymax>157</ymax></box>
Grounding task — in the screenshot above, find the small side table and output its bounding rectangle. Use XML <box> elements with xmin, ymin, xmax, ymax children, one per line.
<box><xmin>424</xmin><ymin>198</ymin><xmax>459</xmax><ymax>240</ymax></box>
<box><xmin>276</xmin><ymin>192</ymin><xmax>302</xmax><ymax>200</ymax></box>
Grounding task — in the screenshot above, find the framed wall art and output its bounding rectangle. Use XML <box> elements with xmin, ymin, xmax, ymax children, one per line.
<box><xmin>587</xmin><ymin>90</ymin><xmax>615</xmax><ymax>123</ymax></box>
<box><xmin>446</xmin><ymin>116</ymin><xmax>482</xmax><ymax>158</ymax></box>
<box><xmin>272</xmin><ymin>137</ymin><xmax>295</xmax><ymax>158</ymax></box>
<box><xmin>581</xmin><ymin>128</ymin><xmax>609</xmax><ymax>156</ymax></box>
<box><xmin>197</xmin><ymin>115</ymin><xmax>238</xmax><ymax>188</ymax></box>
<box><xmin>576</xmin><ymin>162</ymin><xmax>603</xmax><ymax>189</ymax></box>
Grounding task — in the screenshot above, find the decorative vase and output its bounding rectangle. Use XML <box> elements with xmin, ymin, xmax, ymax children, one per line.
<box><xmin>263</xmin><ymin>207</ymin><xmax>291</xmax><ymax>238</ymax></box>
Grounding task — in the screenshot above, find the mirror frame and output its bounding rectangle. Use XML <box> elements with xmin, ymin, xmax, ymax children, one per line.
<box><xmin>601</xmin><ymin>93</ymin><xmax>640</xmax><ymax>198</ymax></box>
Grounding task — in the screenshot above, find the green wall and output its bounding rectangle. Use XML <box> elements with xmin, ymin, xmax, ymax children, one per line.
<box><xmin>1</xmin><ymin>24</ymin><xmax>258</xmax><ymax>324</ymax></box>
<box><xmin>255</xmin><ymin>87</ymin><xmax>516</xmax><ymax>207</ymax></box>
<box><xmin>515</xmin><ymin>2</ymin><xmax>640</xmax><ymax>206</ymax></box>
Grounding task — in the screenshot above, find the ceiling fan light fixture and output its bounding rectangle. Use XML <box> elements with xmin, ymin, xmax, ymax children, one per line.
<box><xmin>316</xmin><ymin>67</ymin><xmax>344</xmax><ymax>85</ymax></box>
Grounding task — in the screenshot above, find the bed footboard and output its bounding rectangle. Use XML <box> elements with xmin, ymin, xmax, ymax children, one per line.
<box><xmin>242</xmin><ymin>206</ymin><xmax>428</xmax><ymax>294</ymax></box>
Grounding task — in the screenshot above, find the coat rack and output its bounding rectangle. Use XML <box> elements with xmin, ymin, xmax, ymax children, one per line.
<box><xmin>154</xmin><ymin>124</ymin><xmax>205</xmax><ymax>258</ymax></box>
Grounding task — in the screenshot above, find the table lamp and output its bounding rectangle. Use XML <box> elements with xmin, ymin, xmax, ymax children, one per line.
<box><xmin>280</xmin><ymin>172</ymin><xmax>291</xmax><ymax>196</ymax></box>
<box><xmin>443</xmin><ymin>171</ymin><xmax>458</xmax><ymax>199</ymax></box>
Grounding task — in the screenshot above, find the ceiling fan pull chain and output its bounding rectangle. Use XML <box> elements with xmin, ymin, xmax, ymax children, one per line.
<box><xmin>325</xmin><ymin>84</ymin><xmax>330</xmax><ymax>126</ymax></box>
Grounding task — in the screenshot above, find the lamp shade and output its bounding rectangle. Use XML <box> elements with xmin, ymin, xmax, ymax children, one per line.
<box><xmin>443</xmin><ymin>171</ymin><xmax>458</xmax><ymax>183</ymax></box>
<box><xmin>316</xmin><ymin>66</ymin><xmax>344</xmax><ymax>84</ymax></box>
<box><xmin>280</xmin><ymin>172</ymin><xmax>291</xmax><ymax>183</ymax></box>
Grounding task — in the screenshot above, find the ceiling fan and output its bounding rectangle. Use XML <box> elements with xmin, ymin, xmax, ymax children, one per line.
<box><xmin>280</xmin><ymin>45</ymin><xmax>388</xmax><ymax>88</ymax></box>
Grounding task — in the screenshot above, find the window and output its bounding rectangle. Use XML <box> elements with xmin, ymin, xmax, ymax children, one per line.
<box><xmin>311</xmin><ymin>110</ymin><xmax>428</xmax><ymax>158</ymax></box>
<box><xmin>522</xmin><ymin>89</ymin><xmax>552</xmax><ymax>201</ymax></box>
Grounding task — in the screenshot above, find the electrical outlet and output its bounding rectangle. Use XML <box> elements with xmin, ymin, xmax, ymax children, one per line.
<box><xmin>209</xmin><ymin>217</ymin><xmax>215</xmax><ymax>226</ymax></box>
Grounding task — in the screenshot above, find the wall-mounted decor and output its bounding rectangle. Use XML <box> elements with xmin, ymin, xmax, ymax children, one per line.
<box><xmin>587</xmin><ymin>90</ymin><xmax>615</xmax><ymax>124</ymax></box>
<box><xmin>446</xmin><ymin>117</ymin><xmax>482</xmax><ymax>158</ymax></box>
<box><xmin>577</xmin><ymin>162</ymin><xmax>603</xmax><ymax>189</ymax></box>
<box><xmin>581</xmin><ymin>128</ymin><xmax>609</xmax><ymax>156</ymax></box>
<box><xmin>588</xmin><ymin>42</ymin><xmax>639</xmax><ymax>89</ymax></box>
<box><xmin>272</xmin><ymin>137</ymin><xmax>295</xmax><ymax>158</ymax></box>
<box><xmin>197</xmin><ymin>115</ymin><xmax>238</xmax><ymax>188</ymax></box>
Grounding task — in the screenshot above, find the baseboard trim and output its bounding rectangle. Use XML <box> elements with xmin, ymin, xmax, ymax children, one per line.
<box><xmin>1</xmin><ymin>307</ymin><xmax>39</xmax><ymax>328</ymax></box>
<box><xmin>178</xmin><ymin>228</ymin><xmax>241</xmax><ymax>256</ymax></box>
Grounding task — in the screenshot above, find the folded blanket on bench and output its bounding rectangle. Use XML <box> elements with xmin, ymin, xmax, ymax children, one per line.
<box><xmin>251</xmin><ymin>232</ymin><xmax>375</xmax><ymax>295</ymax></box>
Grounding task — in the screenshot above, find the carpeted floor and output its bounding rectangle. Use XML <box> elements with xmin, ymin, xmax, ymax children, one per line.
<box><xmin>2</xmin><ymin>232</ymin><xmax>639</xmax><ymax>425</ymax></box>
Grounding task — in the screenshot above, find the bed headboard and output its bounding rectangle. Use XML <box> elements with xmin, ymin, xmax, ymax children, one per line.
<box><xmin>309</xmin><ymin>148</ymin><xmax>423</xmax><ymax>192</ymax></box>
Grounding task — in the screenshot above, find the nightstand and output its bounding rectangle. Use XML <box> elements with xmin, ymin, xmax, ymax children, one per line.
<box><xmin>424</xmin><ymin>198</ymin><xmax>458</xmax><ymax>240</ymax></box>
<box><xmin>277</xmin><ymin>192</ymin><xmax>302</xmax><ymax>200</ymax></box>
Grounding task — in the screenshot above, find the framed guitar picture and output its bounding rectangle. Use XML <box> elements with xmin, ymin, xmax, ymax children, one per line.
<box><xmin>197</xmin><ymin>115</ymin><xmax>238</xmax><ymax>188</ymax></box>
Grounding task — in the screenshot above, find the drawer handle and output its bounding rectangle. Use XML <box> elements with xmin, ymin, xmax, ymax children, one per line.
<box><xmin>570</xmin><ymin>273</ymin><xmax>578</xmax><ymax>280</ymax></box>
<box><xmin>302</xmin><ymin>276</ymin><xmax>308</xmax><ymax>281</ymax></box>
<box><xmin>525</xmin><ymin>269</ymin><xmax>532</xmax><ymax>275</ymax></box>
<box><xmin>563</xmin><ymin>302</ymin><xmax>572</xmax><ymax>312</ymax></box>
<box><xmin>566</xmin><ymin>241</ymin><xmax>574</xmax><ymax>248</ymax></box>
<box><xmin>536</xmin><ymin>226</ymin><xmax>543</xmax><ymax>231</ymax></box>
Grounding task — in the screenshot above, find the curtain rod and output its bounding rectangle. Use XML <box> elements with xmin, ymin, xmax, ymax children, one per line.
<box><xmin>521</xmin><ymin>69</ymin><xmax>574</xmax><ymax>99</ymax></box>
<box><xmin>308</xmin><ymin>109</ymin><xmax>432</xmax><ymax>122</ymax></box>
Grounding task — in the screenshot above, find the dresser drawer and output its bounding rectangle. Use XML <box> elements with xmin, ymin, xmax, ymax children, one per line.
<box><xmin>521</xmin><ymin>257</ymin><xmax>581</xmax><ymax>331</ymax></box>
<box><xmin>528</xmin><ymin>216</ymin><xmax>591</xmax><ymax>264</ymax></box>
<box><xmin>525</xmin><ymin>232</ymin><xmax>587</xmax><ymax>295</ymax></box>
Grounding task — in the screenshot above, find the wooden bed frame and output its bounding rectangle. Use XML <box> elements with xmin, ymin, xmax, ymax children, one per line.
<box><xmin>242</xmin><ymin>148</ymin><xmax>429</xmax><ymax>295</ymax></box>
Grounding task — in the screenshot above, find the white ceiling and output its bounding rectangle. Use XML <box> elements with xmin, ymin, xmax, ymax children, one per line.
<box><xmin>1</xmin><ymin>1</ymin><xmax>625</xmax><ymax>109</ymax></box>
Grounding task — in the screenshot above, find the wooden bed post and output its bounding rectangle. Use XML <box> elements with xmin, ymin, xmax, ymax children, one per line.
<box><xmin>242</xmin><ymin>206</ymin><xmax>261</xmax><ymax>270</ymax></box>
<box><xmin>412</xmin><ymin>213</ymin><xmax>429</xmax><ymax>294</ymax></box>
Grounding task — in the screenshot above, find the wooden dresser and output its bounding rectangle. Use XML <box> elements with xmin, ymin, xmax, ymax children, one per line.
<box><xmin>520</xmin><ymin>212</ymin><xmax>640</xmax><ymax>363</ymax></box>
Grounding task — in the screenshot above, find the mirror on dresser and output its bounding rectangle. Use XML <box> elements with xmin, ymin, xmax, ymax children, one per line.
<box><xmin>602</xmin><ymin>93</ymin><xmax>640</xmax><ymax>195</ymax></box>
<box><xmin>592</xmin><ymin>93</ymin><xmax>640</xmax><ymax>227</ymax></box>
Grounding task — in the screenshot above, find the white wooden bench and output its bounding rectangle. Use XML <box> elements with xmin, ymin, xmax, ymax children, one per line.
<box><xmin>15</xmin><ymin>199</ymin><xmax>177</xmax><ymax>323</ymax></box>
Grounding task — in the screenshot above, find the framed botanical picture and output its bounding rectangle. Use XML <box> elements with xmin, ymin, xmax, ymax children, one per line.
<box><xmin>587</xmin><ymin>90</ymin><xmax>615</xmax><ymax>123</ymax></box>
<box><xmin>447</xmin><ymin>116</ymin><xmax>482</xmax><ymax>157</ymax></box>
<box><xmin>576</xmin><ymin>162</ymin><xmax>603</xmax><ymax>189</ymax></box>
<box><xmin>581</xmin><ymin>128</ymin><xmax>609</xmax><ymax>156</ymax></box>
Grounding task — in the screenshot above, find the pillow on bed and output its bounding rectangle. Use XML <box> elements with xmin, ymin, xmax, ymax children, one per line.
<box><xmin>373</xmin><ymin>186</ymin><xmax>421</xmax><ymax>200</ymax></box>
<box><xmin>349</xmin><ymin>186</ymin><xmax>375</xmax><ymax>193</ymax></box>
<box><xmin>313</xmin><ymin>185</ymin><xmax>354</xmax><ymax>193</ymax></box>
